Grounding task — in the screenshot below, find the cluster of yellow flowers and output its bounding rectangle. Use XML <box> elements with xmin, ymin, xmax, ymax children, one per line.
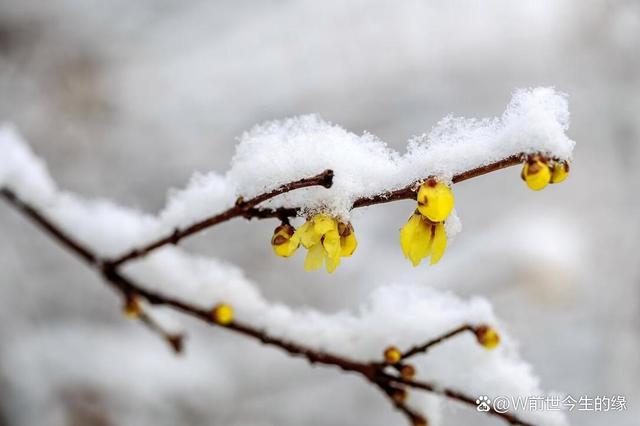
<box><xmin>271</xmin><ymin>215</ymin><xmax>357</xmax><ymax>273</ymax></box>
<box><xmin>271</xmin><ymin>156</ymin><xmax>569</xmax><ymax>272</ymax></box>
<box><xmin>521</xmin><ymin>155</ymin><xmax>569</xmax><ymax>190</ymax></box>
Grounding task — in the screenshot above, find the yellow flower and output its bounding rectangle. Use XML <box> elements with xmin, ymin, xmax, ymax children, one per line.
<box><xmin>293</xmin><ymin>214</ymin><xmax>357</xmax><ymax>273</ymax></box>
<box><xmin>212</xmin><ymin>303</ymin><xmax>234</xmax><ymax>325</ymax></box>
<box><xmin>271</xmin><ymin>224</ymin><xmax>300</xmax><ymax>257</ymax></box>
<box><xmin>416</xmin><ymin>180</ymin><xmax>455</xmax><ymax>222</ymax></box>
<box><xmin>400</xmin><ymin>213</ymin><xmax>447</xmax><ymax>266</ymax></box>
<box><xmin>475</xmin><ymin>325</ymin><xmax>500</xmax><ymax>350</ymax></box>
<box><xmin>550</xmin><ymin>160</ymin><xmax>569</xmax><ymax>184</ymax></box>
<box><xmin>521</xmin><ymin>156</ymin><xmax>551</xmax><ymax>191</ymax></box>
<box><xmin>383</xmin><ymin>346</ymin><xmax>402</xmax><ymax>364</ymax></box>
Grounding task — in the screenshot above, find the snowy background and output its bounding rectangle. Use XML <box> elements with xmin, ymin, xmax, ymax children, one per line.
<box><xmin>0</xmin><ymin>1</ymin><xmax>638</xmax><ymax>425</ymax></box>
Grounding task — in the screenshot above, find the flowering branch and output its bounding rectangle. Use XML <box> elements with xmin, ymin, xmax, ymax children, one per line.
<box><xmin>108</xmin><ymin>168</ymin><xmax>334</xmax><ymax>267</ymax></box>
<box><xmin>108</xmin><ymin>154</ymin><xmax>524</xmax><ymax>270</ymax></box>
<box><xmin>0</xmin><ymin>156</ymin><xmax>537</xmax><ymax>426</ymax></box>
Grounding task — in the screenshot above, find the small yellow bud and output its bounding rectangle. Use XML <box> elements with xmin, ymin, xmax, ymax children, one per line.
<box><xmin>550</xmin><ymin>161</ymin><xmax>569</xmax><ymax>184</ymax></box>
<box><xmin>400</xmin><ymin>364</ymin><xmax>416</xmax><ymax>379</ymax></box>
<box><xmin>384</xmin><ymin>346</ymin><xmax>402</xmax><ymax>364</ymax></box>
<box><xmin>122</xmin><ymin>296</ymin><xmax>141</xmax><ymax>319</ymax></box>
<box><xmin>212</xmin><ymin>303</ymin><xmax>234</xmax><ymax>325</ymax></box>
<box><xmin>338</xmin><ymin>222</ymin><xmax>358</xmax><ymax>257</ymax></box>
<box><xmin>475</xmin><ymin>325</ymin><xmax>500</xmax><ymax>350</ymax></box>
<box><xmin>271</xmin><ymin>224</ymin><xmax>300</xmax><ymax>257</ymax></box>
<box><xmin>521</xmin><ymin>157</ymin><xmax>551</xmax><ymax>191</ymax></box>
<box><xmin>416</xmin><ymin>180</ymin><xmax>455</xmax><ymax>222</ymax></box>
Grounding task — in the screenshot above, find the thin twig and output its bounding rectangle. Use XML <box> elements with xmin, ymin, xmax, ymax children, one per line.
<box><xmin>389</xmin><ymin>376</ymin><xmax>536</xmax><ymax>426</ymax></box>
<box><xmin>107</xmin><ymin>169</ymin><xmax>334</xmax><ymax>267</ymax></box>
<box><xmin>401</xmin><ymin>324</ymin><xmax>475</xmax><ymax>360</ymax></box>
<box><xmin>244</xmin><ymin>154</ymin><xmax>524</xmax><ymax>220</ymax></box>
<box><xmin>1</xmin><ymin>184</ymin><xmax>537</xmax><ymax>426</ymax></box>
<box><xmin>108</xmin><ymin>155</ymin><xmax>523</xmax><ymax>267</ymax></box>
<box><xmin>138</xmin><ymin>311</ymin><xmax>185</xmax><ymax>354</ymax></box>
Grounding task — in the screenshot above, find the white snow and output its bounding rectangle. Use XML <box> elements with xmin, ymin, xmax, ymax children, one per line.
<box><xmin>0</xmin><ymin>88</ymin><xmax>575</xmax><ymax>425</ymax></box>
<box><xmin>230</xmin><ymin>87</ymin><xmax>574</xmax><ymax>219</ymax></box>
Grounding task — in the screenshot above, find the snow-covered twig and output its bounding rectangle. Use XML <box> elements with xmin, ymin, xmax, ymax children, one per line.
<box><xmin>108</xmin><ymin>168</ymin><xmax>334</xmax><ymax>267</ymax></box>
<box><xmin>0</xmin><ymin>185</ymin><xmax>536</xmax><ymax>426</ymax></box>
<box><xmin>107</xmin><ymin>154</ymin><xmax>523</xmax><ymax>268</ymax></box>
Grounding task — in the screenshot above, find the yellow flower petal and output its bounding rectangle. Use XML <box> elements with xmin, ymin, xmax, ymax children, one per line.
<box><xmin>550</xmin><ymin>161</ymin><xmax>569</xmax><ymax>184</ymax></box>
<box><xmin>313</xmin><ymin>214</ymin><xmax>337</xmax><ymax>235</ymax></box>
<box><xmin>296</xmin><ymin>221</ymin><xmax>320</xmax><ymax>248</ymax></box>
<box><xmin>340</xmin><ymin>232</ymin><xmax>357</xmax><ymax>257</ymax></box>
<box><xmin>325</xmin><ymin>252</ymin><xmax>341</xmax><ymax>273</ymax></box>
<box><xmin>417</xmin><ymin>181</ymin><xmax>454</xmax><ymax>222</ymax></box>
<box><xmin>400</xmin><ymin>214</ymin><xmax>432</xmax><ymax>267</ymax></box>
<box><xmin>322</xmin><ymin>229</ymin><xmax>341</xmax><ymax>259</ymax></box>
<box><xmin>429</xmin><ymin>222</ymin><xmax>447</xmax><ymax>265</ymax></box>
<box><xmin>271</xmin><ymin>224</ymin><xmax>300</xmax><ymax>257</ymax></box>
<box><xmin>304</xmin><ymin>243</ymin><xmax>325</xmax><ymax>271</ymax></box>
<box><xmin>522</xmin><ymin>158</ymin><xmax>551</xmax><ymax>191</ymax></box>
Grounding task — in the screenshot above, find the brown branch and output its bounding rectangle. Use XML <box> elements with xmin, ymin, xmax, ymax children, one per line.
<box><xmin>388</xmin><ymin>376</ymin><xmax>536</xmax><ymax>426</ymax></box>
<box><xmin>107</xmin><ymin>169</ymin><xmax>334</xmax><ymax>267</ymax></box>
<box><xmin>108</xmin><ymin>154</ymin><xmax>523</xmax><ymax>267</ymax></box>
<box><xmin>244</xmin><ymin>154</ymin><xmax>524</xmax><ymax>220</ymax></box>
<box><xmin>401</xmin><ymin>324</ymin><xmax>475</xmax><ymax>360</ymax></box>
<box><xmin>0</xmin><ymin>154</ymin><xmax>536</xmax><ymax>426</ymax></box>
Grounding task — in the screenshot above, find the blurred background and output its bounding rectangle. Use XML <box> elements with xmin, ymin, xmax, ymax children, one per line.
<box><xmin>0</xmin><ymin>1</ymin><xmax>638</xmax><ymax>425</ymax></box>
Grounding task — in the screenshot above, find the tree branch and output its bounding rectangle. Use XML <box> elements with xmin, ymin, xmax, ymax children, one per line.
<box><xmin>107</xmin><ymin>154</ymin><xmax>524</xmax><ymax>268</ymax></box>
<box><xmin>1</xmin><ymin>177</ymin><xmax>537</xmax><ymax>426</ymax></box>
<box><xmin>243</xmin><ymin>154</ymin><xmax>524</xmax><ymax>220</ymax></box>
<box><xmin>400</xmin><ymin>324</ymin><xmax>475</xmax><ymax>360</ymax></box>
<box><xmin>107</xmin><ymin>169</ymin><xmax>334</xmax><ymax>267</ymax></box>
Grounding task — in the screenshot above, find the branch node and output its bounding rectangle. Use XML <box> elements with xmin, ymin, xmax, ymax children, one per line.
<box><xmin>320</xmin><ymin>169</ymin><xmax>334</xmax><ymax>188</ymax></box>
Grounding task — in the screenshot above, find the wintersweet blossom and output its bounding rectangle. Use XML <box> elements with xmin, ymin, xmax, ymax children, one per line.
<box><xmin>212</xmin><ymin>303</ymin><xmax>234</xmax><ymax>325</ymax></box>
<box><xmin>271</xmin><ymin>224</ymin><xmax>299</xmax><ymax>257</ymax></box>
<box><xmin>521</xmin><ymin>155</ymin><xmax>570</xmax><ymax>190</ymax></box>
<box><xmin>416</xmin><ymin>180</ymin><xmax>455</xmax><ymax>222</ymax></box>
<box><xmin>272</xmin><ymin>214</ymin><xmax>357</xmax><ymax>273</ymax></box>
<box><xmin>551</xmin><ymin>160</ymin><xmax>570</xmax><ymax>184</ymax></box>
<box><xmin>475</xmin><ymin>325</ymin><xmax>500</xmax><ymax>350</ymax></box>
<box><xmin>400</xmin><ymin>180</ymin><xmax>454</xmax><ymax>267</ymax></box>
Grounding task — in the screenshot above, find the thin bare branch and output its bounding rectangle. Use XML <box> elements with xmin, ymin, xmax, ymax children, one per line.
<box><xmin>138</xmin><ymin>311</ymin><xmax>185</xmax><ymax>354</ymax></box>
<box><xmin>401</xmin><ymin>324</ymin><xmax>475</xmax><ymax>360</ymax></box>
<box><xmin>388</xmin><ymin>376</ymin><xmax>536</xmax><ymax>426</ymax></box>
<box><xmin>107</xmin><ymin>169</ymin><xmax>334</xmax><ymax>267</ymax></box>
<box><xmin>245</xmin><ymin>154</ymin><xmax>524</xmax><ymax>219</ymax></box>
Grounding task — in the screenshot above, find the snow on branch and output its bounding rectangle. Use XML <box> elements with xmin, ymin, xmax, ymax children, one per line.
<box><xmin>0</xmin><ymin>87</ymin><xmax>575</xmax><ymax>426</ymax></box>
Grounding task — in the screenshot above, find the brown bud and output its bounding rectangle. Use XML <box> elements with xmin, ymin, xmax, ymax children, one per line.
<box><xmin>391</xmin><ymin>388</ymin><xmax>407</xmax><ymax>404</ymax></box>
<box><xmin>400</xmin><ymin>364</ymin><xmax>416</xmax><ymax>379</ymax></box>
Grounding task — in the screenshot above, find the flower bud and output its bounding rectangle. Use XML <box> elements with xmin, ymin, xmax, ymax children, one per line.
<box><xmin>400</xmin><ymin>364</ymin><xmax>416</xmax><ymax>379</ymax></box>
<box><xmin>550</xmin><ymin>161</ymin><xmax>569</xmax><ymax>184</ymax></box>
<box><xmin>271</xmin><ymin>224</ymin><xmax>299</xmax><ymax>257</ymax></box>
<box><xmin>122</xmin><ymin>296</ymin><xmax>141</xmax><ymax>319</ymax></box>
<box><xmin>416</xmin><ymin>179</ymin><xmax>454</xmax><ymax>222</ymax></box>
<box><xmin>384</xmin><ymin>346</ymin><xmax>402</xmax><ymax>364</ymax></box>
<box><xmin>475</xmin><ymin>325</ymin><xmax>500</xmax><ymax>350</ymax></box>
<box><xmin>521</xmin><ymin>156</ymin><xmax>551</xmax><ymax>191</ymax></box>
<box><xmin>391</xmin><ymin>388</ymin><xmax>408</xmax><ymax>404</ymax></box>
<box><xmin>212</xmin><ymin>303</ymin><xmax>234</xmax><ymax>325</ymax></box>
